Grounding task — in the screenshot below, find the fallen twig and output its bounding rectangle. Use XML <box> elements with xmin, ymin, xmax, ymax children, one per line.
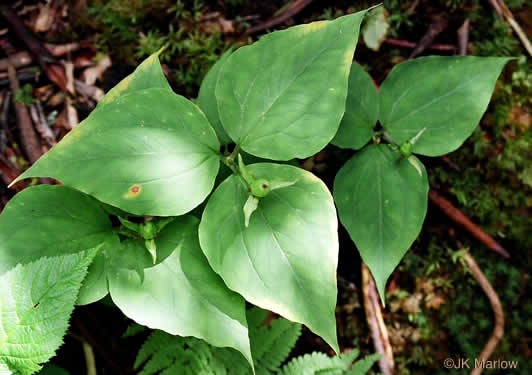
<box><xmin>462</xmin><ymin>251</ymin><xmax>505</xmax><ymax>375</ymax></box>
<box><xmin>0</xmin><ymin>51</ymin><xmax>32</xmax><ymax>71</ymax></box>
<box><xmin>30</xmin><ymin>102</ymin><xmax>56</xmax><ymax>147</ymax></box>
<box><xmin>428</xmin><ymin>190</ymin><xmax>510</xmax><ymax>258</ymax></box>
<box><xmin>457</xmin><ymin>18</ymin><xmax>470</xmax><ymax>56</ymax></box>
<box><xmin>244</xmin><ymin>0</ymin><xmax>314</xmax><ymax>35</ymax></box>
<box><xmin>488</xmin><ymin>0</ymin><xmax>532</xmax><ymax>56</ymax></box>
<box><xmin>82</xmin><ymin>341</ymin><xmax>97</xmax><ymax>375</ymax></box>
<box><xmin>75</xmin><ymin>79</ymin><xmax>104</xmax><ymax>103</ymax></box>
<box><xmin>407</xmin><ymin>0</ymin><xmax>421</xmax><ymax>15</ymax></box>
<box><xmin>362</xmin><ymin>263</ymin><xmax>394</xmax><ymax>375</ymax></box>
<box><xmin>0</xmin><ymin>90</ymin><xmax>9</xmax><ymax>152</ymax></box>
<box><xmin>0</xmin><ymin>5</ymin><xmax>68</xmax><ymax>91</ymax></box>
<box><xmin>6</xmin><ymin>62</ymin><xmax>42</xmax><ymax>164</ymax></box>
<box><xmin>72</xmin><ymin>316</ymin><xmax>126</xmax><ymax>374</ymax></box>
<box><xmin>409</xmin><ymin>14</ymin><xmax>449</xmax><ymax>59</ymax></box>
<box><xmin>383</xmin><ymin>38</ymin><xmax>456</xmax><ymax>52</ymax></box>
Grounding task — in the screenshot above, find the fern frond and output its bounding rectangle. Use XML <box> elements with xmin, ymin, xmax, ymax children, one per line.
<box><xmin>134</xmin><ymin>331</ymin><xmax>185</xmax><ymax>373</ymax></box>
<box><xmin>251</xmin><ymin>317</ymin><xmax>302</xmax><ymax>373</ymax></box>
<box><xmin>278</xmin><ymin>352</ymin><xmax>347</xmax><ymax>375</ymax></box>
<box><xmin>339</xmin><ymin>350</ymin><xmax>360</xmax><ymax>367</ymax></box>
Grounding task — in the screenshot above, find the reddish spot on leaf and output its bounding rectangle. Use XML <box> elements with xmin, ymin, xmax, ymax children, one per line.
<box><xmin>130</xmin><ymin>185</ymin><xmax>141</xmax><ymax>194</ymax></box>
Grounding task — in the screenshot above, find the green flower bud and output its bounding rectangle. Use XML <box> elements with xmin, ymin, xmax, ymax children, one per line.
<box><xmin>250</xmin><ymin>178</ymin><xmax>271</xmax><ymax>197</ymax></box>
<box><xmin>399</xmin><ymin>142</ymin><xmax>413</xmax><ymax>158</ymax></box>
<box><xmin>140</xmin><ymin>221</ymin><xmax>157</xmax><ymax>240</ymax></box>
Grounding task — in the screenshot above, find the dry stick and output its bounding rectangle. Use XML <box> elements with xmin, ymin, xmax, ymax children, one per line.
<box><xmin>457</xmin><ymin>18</ymin><xmax>470</xmax><ymax>56</ymax></box>
<box><xmin>409</xmin><ymin>14</ymin><xmax>449</xmax><ymax>59</ymax></box>
<box><xmin>429</xmin><ymin>190</ymin><xmax>510</xmax><ymax>258</ymax></box>
<box><xmin>6</xmin><ymin>63</ymin><xmax>42</xmax><ymax>164</ymax></box>
<box><xmin>82</xmin><ymin>341</ymin><xmax>97</xmax><ymax>375</ymax></box>
<box><xmin>362</xmin><ymin>263</ymin><xmax>394</xmax><ymax>375</ymax></box>
<box><xmin>0</xmin><ymin>43</ymin><xmax>86</xmax><ymax>72</ymax></box>
<box><xmin>383</xmin><ymin>39</ymin><xmax>456</xmax><ymax>52</ymax></box>
<box><xmin>407</xmin><ymin>0</ymin><xmax>421</xmax><ymax>15</ymax></box>
<box><xmin>488</xmin><ymin>0</ymin><xmax>532</xmax><ymax>56</ymax></box>
<box><xmin>463</xmin><ymin>252</ymin><xmax>505</xmax><ymax>375</ymax></box>
<box><xmin>72</xmin><ymin>316</ymin><xmax>125</xmax><ymax>374</ymax></box>
<box><xmin>0</xmin><ymin>51</ymin><xmax>32</xmax><ymax>71</ymax></box>
<box><xmin>0</xmin><ymin>90</ymin><xmax>9</xmax><ymax>152</ymax></box>
<box><xmin>0</xmin><ymin>5</ymin><xmax>68</xmax><ymax>91</ymax></box>
<box><xmin>29</xmin><ymin>102</ymin><xmax>56</xmax><ymax>147</ymax></box>
<box><xmin>244</xmin><ymin>0</ymin><xmax>313</xmax><ymax>35</ymax></box>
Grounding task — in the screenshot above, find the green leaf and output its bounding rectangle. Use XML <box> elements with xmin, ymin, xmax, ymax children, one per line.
<box><xmin>199</xmin><ymin>163</ymin><xmax>339</xmax><ymax>352</ymax></box>
<box><xmin>11</xmin><ymin>88</ymin><xmax>220</xmax><ymax>216</ymax></box>
<box><xmin>97</xmin><ymin>49</ymin><xmax>171</xmax><ymax>109</ymax></box>
<box><xmin>0</xmin><ymin>185</ymin><xmax>118</xmax><ymax>305</ymax></box>
<box><xmin>243</xmin><ymin>195</ymin><xmax>259</xmax><ymax>228</ymax></box>
<box><xmin>0</xmin><ymin>249</ymin><xmax>98</xmax><ymax>374</ymax></box>
<box><xmin>197</xmin><ymin>49</ymin><xmax>233</xmax><ymax>145</ymax></box>
<box><xmin>215</xmin><ymin>11</ymin><xmax>366</xmax><ymax>160</ymax></box>
<box><xmin>333</xmin><ymin>145</ymin><xmax>428</xmax><ymax>303</ymax></box>
<box><xmin>0</xmin><ymin>186</ymin><xmax>114</xmax><ymax>274</ymax></box>
<box><xmin>362</xmin><ymin>6</ymin><xmax>389</xmax><ymax>51</ymax></box>
<box><xmin>332</xmin><ymin>63</ymin><xmax>378</xmax><ymax>150</ymax></box>
<box><xmin>379</xmin><ymin>56</ymin><xmax>512</xmax><ymax>156</ymax></box>
<box><xmin>107</xmin><ymin>216</ymin><xmax>253</xmax><ymax>369</ymax></box>
<box><xmin>76</xmin><ymin>250</ymin><xmax>110</xmax><ymax>305</ymax></box>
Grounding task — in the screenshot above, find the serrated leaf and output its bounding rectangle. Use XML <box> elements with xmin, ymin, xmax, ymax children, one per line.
<box><xmin>0</xmin><ymin>185</ymin><xmax>119</xmax><ymax>305</ymax></box>
<box><xmin>11</xmin><ymin>86</ymin><xmax>220</xmax><ymax>216</ymax></box>
<box><xmin>108</xmin><ymin>216</ymin><xmax>253</xmax><ymax>370</ymax></box>
<box><xmin>216</xmin><ymin>11</ymin><xmax>366</xmax><ymax>160</ymax></box>
<box><xmin>197</xmin><ymin>49</ymin><xmax>233</xmax><ymax>145</ymax></box>
<box><xmin>0</xmin><ymin>249</ymin><xmax>98</xmax><ymax>374</ymax></box>
<box><xmin>334</xmin><ymin>145</ymin><xmax>428</xmax><ymax>303</ymax></box>
<box><xmin>379</xmin><ymin>56</ymin><xmax>512</xmax><ymax>156</ymax></box>
<box><xmin>332</xmin><ymin>63</ymin><xmax>378</xmax><ymax>150</ymax></box>
<box><xmin>199</xmin><ymin>163</ymin><xmax>339</xmax><ymax>353</ymax></box>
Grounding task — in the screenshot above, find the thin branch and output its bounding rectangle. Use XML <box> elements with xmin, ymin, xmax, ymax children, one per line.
<box><xmin>6</xmin><ymin>62</ymin><xmax>42</xmax><ymax>164</ymax></box>
<box><xmin>487</xmin><ymin>0</ymin><xmax>532</xmax><ymax>56</ymax></box>
<box><xmin>409</xmin><ymin>14</ymin><xmax>449</xmax><ymax>59</ymax></box>
<box><xmin>82</xmin><ymin>341</ymin><xmax>97</xmax><ymax>375</ymax></box>
<box><xmin>362</xmin><ymin>263</ymin><xmax>394</xmax><ymax>375</ymax></box>
<box><xmin>457</xmin><ymin>18</ymin><xmax>470</xmax><ymax>56</ymax></box>
<box><xmin>0</xmin><ymin>5</ymin><xmax>68</xmax><ymax>90</ymax></box>
<box><xmin>463</xmin><ymin>252</ymin><xmax>505</xmax><ymax>375</ymax></box>
<box><xmin>383</xmin><ymin>38</ymin><xmax>456</xmax><ymax>52</ymax></box>
<box><xmin>244</xmin><ymin>0</ymin><xmax>314</xmax><ymax>35</ymax></box>
<box><xmin>428</xmin><ymin>190</ymin><xmax>510</xmax><ymax>258</ymax></box>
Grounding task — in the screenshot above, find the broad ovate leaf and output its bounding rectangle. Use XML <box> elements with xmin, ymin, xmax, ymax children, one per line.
<box><xmin>0</xmin><ymin>249</ymin><xmax>98</xmax><ymax>374</ymax></box>
<box><xmin>0</xmin><ymin>185</ymin><xmax>115</xmax><ymax>273</ymax></box>
<box><xmin>0</xmin><ymin>185</ymin><xmax>117</xmax><ymax>305</ymax></box>
<box><xmin>379</xmin><ymin>56</ymin><xmax>512</xmax><ymax>156</ymax></box>
<box><xmin>11</xmin><ymin>88</ymin><xmax>220</xmax><ymax>216</ymax></box>
<box><xmin>197</xmin><ymin>49</ymin><xmax>233</xmax><ymax>145</ymax></box>
<box><xmin>107</xmin><ymin>216</ymin><xmax>253</xmax><ymax>369</ymax></box>
<box><xmin>216</xmin><ymin>11</ymin><xmax>366</xmax><ymax>160</ymax></box>
<box><xmin>199</xmin><ymin>163</ymin><xmax>339</xmax><ymax>352</ymax></box>
<box><xmin>333</xmin><ymin>145</ymin><xmax>428</xmax><ymax>303</ymax></box>
<box><xmin>332</xmin><ymin>63</ymin><xmax>378</xmax><ymax>150</ymax></box>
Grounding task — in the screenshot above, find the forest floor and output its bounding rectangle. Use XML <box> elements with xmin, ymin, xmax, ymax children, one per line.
<box><xmin>0</xmin><ymin>0</ymin><xmax>530</xmax><ymax>374</ymax></box>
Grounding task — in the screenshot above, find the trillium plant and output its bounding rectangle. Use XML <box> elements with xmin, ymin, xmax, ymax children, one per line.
<box><xmin>0</xmin><ymin>7</ymin><xmax>510</xmax><ymax>374</ymax></box>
